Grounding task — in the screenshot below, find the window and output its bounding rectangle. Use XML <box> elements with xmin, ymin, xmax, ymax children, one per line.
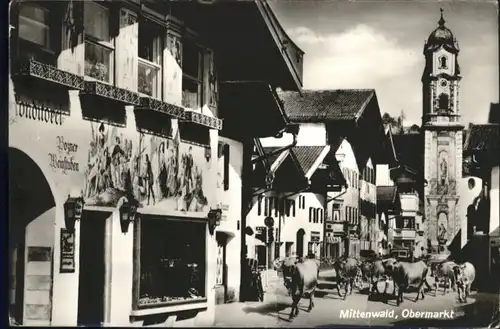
<box><xmin>182</xmin><ymin>40</ymin><xmax>203</xmax><ymax>110</ymax></box>
<box><xmin>439</xmin><ymin>56</ymin><xmax>448</xmax><ymax>69</ymax></box>
<box><xmin>264</xmin><ymin>197</ymin><xmax>269</xmax><ymax>216</ymax></box>
<box><xmin>346</xmin><ymin>207</ymin><xmax>350</xmax><ymax>224</ymax></box>
<box><xmin>309</xmin><ymin>207</ymin><xmax>314</xmax><ymax>223</ymax></box>
<box><xmin>257</xmin><ymin>196</ymin><xmax>262</xmax><ymax>216</ymax></box>
<box><xmin>319</xmin><ymin>209</ymin><xmax>324</xmax><ymax>224</ymax></box>
<box><xmin>136</xmin><ymin>218</ymin><xmax>206</xmax><ymax>308</ymax></box>
<box><xmin>84</xmin><ymin>1</ymin><xmax>113</xmax><ymax>83</ymax></box>
<box><xmin>19</xmin><ymin>4</ymin><xmax>50</xmax><ymax>49</ymax></box>
<box><xmin>285</xmin><ymin>200</ymin><xmax>291</xmax><ymax>217</ymax></box>
<box><xmin>138</xmin><ymin>20</ymin><xmax>162</xmax><ymax>98</ymax></box>
<box><xmin>292</xmin><ymin>201</ymin><xmax>296</xmax><ymax>217</ymax></box>
<box><xmin>438</xmin><ymin>93</ymin><xmax>449</xmax><ymax>111</ymax></box>
<box><xmin>222</xmin><ymin>144</ymin><xmax>230</xmax><ymax>191</ymax></box>
<box><xmin>274</xmin><ymin>198</ymin><xmax>279</xmax><ymax>217</ymax></box>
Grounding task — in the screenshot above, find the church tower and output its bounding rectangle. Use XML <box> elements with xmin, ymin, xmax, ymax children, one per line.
<box><xmin>422</xmin><ymin>9</ymin><xmax>464</xmax><ymax>254</ymax></box>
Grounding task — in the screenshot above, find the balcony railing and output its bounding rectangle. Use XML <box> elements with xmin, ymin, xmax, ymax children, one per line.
<box><xmin>393</xmin><ymin>228</ymin><xmax>416</xmax><ymax>239</ymax></box>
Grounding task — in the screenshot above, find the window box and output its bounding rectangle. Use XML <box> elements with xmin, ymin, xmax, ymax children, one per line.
<box><xmin>133</xmin><ymin>218</ymin><xmax>207</xmax><ymax>310</ymax></box>
<box><xmin>138</xmin><ymin>97</ymin><xmax>184</xmax><ymax>118</ymax></box>
<box><xmin>12</xmin><ymin>57</ymin><xmax>84</xmax><ymax>91</ymax></box>
<box><xmin>181</xmin><ymin>111</ymin><xmax>223</xmax><ymax>131</ymax></box>
<box><xmin>83</xmin><ymin>80</ymin><xmax>140</xmax><ymax>106</ymax></box>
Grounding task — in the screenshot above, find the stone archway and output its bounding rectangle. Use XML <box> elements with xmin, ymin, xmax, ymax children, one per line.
<box><xmin>9</xmin><ymin>147</ymin><xmax>56</xmax><ymax>326</ymax></box>
<box><xmin>296</xmin><ymin>229</ymin><xmax>305</xmax><ymax>258</ymax></box>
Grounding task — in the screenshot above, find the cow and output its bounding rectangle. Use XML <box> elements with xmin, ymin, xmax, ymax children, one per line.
<box><xmin>333</xmin><ymin>257</ymin><xmax>360</xmax><ymax>300</ymax></box>
<box><xmin>453</xmin><ymin>262</ymin><xmax>476</xmax><ymax>303</ymax></box>
<box><xmin>360</xmin><ymin>258</ymin><xmax>396</xmax><ymax>298</ymax></box>
<box><xmin>277</xmin><ymin>257</ymin><xmax>300</xmax><ymax>296</ymax></box>
<box><xmin>288</xmin><ymin>258</ymin><xmax>320</xmax><ymax>319</ymax></box>
<box><xmin>383</xmin><ymin>259</ymin><xmax>433</xmax><ymax>306</ymax></box>
<box><xmin>433</xmin><ymin>261</ymin><xmax>458</xmax><ymax>295</ymax></box>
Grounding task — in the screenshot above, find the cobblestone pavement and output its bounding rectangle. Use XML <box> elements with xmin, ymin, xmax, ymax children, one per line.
<box><xmin>215</xmin><ymin>273</ymin><xmax>499</xmax><ymax>328</ymax></box>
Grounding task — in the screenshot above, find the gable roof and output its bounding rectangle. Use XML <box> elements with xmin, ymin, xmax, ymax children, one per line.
<box><xmin>463</xmin><ymin>124</ymin><xmax>500</xmax><ymax>156</ymax></box>
<box><xmin>278</xmin><ymin>89</ymin><xmax>375</xmax><ymax>123</ymax></box>
<box><xmin>291</xmin><ymin>146</ymin><xmax>328</xmax><ymax>178</ymax></box>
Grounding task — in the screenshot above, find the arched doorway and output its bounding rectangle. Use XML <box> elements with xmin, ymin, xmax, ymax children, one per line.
<box><xmin>9</xmin><ymin>148</ymin><xmax>56</xmax><ymax>325</ymax></box>
<box><xmin>296</xmin><ymin>229</ymin><xmax>305</xmax><ymax>258</ymax></box>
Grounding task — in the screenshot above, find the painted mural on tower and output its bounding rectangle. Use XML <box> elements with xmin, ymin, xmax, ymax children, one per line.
<box><xmin>84</xmin><ymin>122</ymin><xmax>210</xmax><ymax>212</ymax></box>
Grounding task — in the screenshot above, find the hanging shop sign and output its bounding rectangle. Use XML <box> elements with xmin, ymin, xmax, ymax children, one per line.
<box><xmin>311</xmin><ymin>231</ymin><xmax>321</xmax><ymax>242</ymax></box>
<box><xmin>60</xmin><ymin>228</ymin><xmax>76</xmax><ymax>273</ymax></box>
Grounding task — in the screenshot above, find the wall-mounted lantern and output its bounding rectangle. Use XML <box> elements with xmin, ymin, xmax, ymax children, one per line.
<box><xmin>119</xmin><ymin>199</ymin><xmax>139</xmax><ymax>234</ymax></box>
<box><xmin>208</xmin><ymin>208</ymin><xmax>222</xmax><ymax>235</ymax></box>
<box><xmin>64</xmin><ymin>195</ymin><xmax>85</xmax><ymax>233</ymax></box>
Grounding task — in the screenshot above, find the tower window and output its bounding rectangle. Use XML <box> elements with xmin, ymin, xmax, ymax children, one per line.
<box><xmin>438</xmin><ymin>93</ymin><xmax>449</xmax><ymax>111</ymax></box>
<box><xmin>439</xmin><ymin>56</ymin><xmax>448</xmax><ymax>69</ymax></box>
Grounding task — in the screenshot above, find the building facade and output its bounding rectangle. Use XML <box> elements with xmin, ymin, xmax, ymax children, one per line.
<box><xmin>422</xmin><ymin>10</ymin><xmax>464</xmax><ymax>254</ymax></box>
<box><xmin>8</xmin><ymin>0</ymin><xmax>302</xmax><ymax>325</ymax></box>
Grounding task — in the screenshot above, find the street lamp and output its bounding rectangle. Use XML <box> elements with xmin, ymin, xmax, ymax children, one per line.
<box><xmin>119</xmin><ymin>199</ymin><xmax>138</xmax><ymax>234</ymax></box>
<box><xmin>63</xmin><ymin>196</ymin><xmax>84</xmax><ymax>233</ymax></box>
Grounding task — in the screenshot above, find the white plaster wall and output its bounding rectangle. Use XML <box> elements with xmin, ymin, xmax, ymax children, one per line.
<box><xmin>489</xmin><ymin>166</ymin><xmax>499</xmax><ymax>237</ymax></box>
<box><xmin>432</xmin><ymin>48</ymin><xmax>456</xmax><ymax>76</ymax></box>
<box><xmin>216</xmin><ymin>137</ymin><xmax>243</xmax><ymax>301</ymax></box>
<box><xmin>458</xmin><ymin>176</ymin><xmax>483</xmax><ymax>247</ymax></box>
<box><xmin>260</xmin><ymin>123</ymin><xmax>327</xmax><ymax>147</ymax></box>
<box><xmin>9</xmin><ymin>80</ymin><xmax>220</xmax><ymax>326</ymax></box>
<box><xmin>23</xmin><ymin>208</ymin><xmax>56</xmax><ymax>326</ymax></box>
<box><xmin>9</xmin><ymin>85</ymin><xmax>86</xmax><ymax>326</ymax></box>
<box><xmin>337</xmin><ymin>139</ymin><xmax>359</xmax><ymax>209</ymax></box>
<box><xmin>246</xmin><ymin>191</ymin><xmax>324</xmax><ymax>258</ymax></box>
<box><xmin>376</xmin><ymin>164</ymin><xmax>394</xmax><ymax>186</ymax></box>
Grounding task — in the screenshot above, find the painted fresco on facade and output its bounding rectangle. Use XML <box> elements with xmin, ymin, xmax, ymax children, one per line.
<box><xmin>84</xmin><ymin>122</ymin><xmax>209</xmax><ymax>212</ymax></box>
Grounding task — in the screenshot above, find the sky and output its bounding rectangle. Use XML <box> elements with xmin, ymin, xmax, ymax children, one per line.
<box><xmin>270</xmin><ymin>0</ymin><xmax>499</xmax><ymax>126</ymax></box>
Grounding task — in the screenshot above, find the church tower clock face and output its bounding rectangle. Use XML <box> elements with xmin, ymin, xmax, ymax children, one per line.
<box><xmin>422</xmin><ymin>8</ymin><xmax>463</xmax><ymax>254</ymax></box>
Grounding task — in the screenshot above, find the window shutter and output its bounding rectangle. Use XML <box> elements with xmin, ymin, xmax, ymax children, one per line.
<box><xmin>223</xmin><ymin>144</ymin><xmax>230</xmax><ymax>190</ymax></box>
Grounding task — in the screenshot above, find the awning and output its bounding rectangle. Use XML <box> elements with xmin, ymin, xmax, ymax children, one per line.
<box><xmin>219</xmin><ymin>81</ymin><xmax>289</xmax><ymax>139</ymax></box>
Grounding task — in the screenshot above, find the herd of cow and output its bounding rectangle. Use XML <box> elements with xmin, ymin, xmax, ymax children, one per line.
<box><xmin>273</xmin><ymin>255</ymin><xmax>477</xmax><ymax>320</ymax></box>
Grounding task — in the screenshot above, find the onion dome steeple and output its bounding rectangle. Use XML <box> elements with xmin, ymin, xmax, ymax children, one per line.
<box><xmin>424</xmin><ymin>8</ymin><xmax>460</xmax><ymax>55</ymax></box>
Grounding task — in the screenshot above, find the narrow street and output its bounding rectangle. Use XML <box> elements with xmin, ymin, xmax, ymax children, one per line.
<box><xmin>215</xmin><ymin>272</ymin><xmax>499</xmax><ymax>327</ymax></box>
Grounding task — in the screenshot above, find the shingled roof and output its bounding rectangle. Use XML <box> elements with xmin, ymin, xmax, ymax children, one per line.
<box><xmin>463</xmin><ymin>124</ymin><xmax>500</xmax><ymax>155</ymax></box>
<box><xmin>278</xmin><ymin>89</ymin><xmax>375</xmax><ymax>123</ymax></box>
<box><xmin>291</xmin><ymin>146</ymin><xmax>326</xmax><ymax>176</ymax></box>
<box><xmin>262</xmin><ymin>147</ymin><xmax>285</xmax><ymax>167</ymax></box>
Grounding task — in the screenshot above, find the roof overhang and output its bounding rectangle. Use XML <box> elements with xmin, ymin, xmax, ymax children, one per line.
<box><xmin>219</xmin><ymin>81</ymin><xmax>289</xmax><ymax>139</ymax></box>
<box><xmin>169</xmin><ymin>0</ymin><xmax>303</xmax><ymax>91</ymax></box>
